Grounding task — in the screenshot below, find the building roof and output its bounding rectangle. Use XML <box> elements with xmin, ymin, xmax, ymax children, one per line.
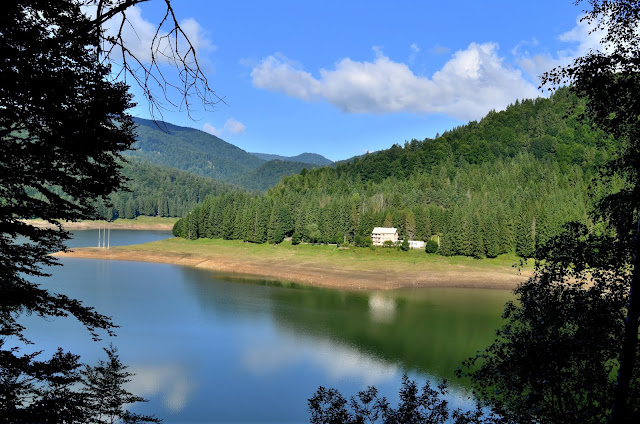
<box><xmin>372</xmin><ymin>227</ymin><xmax>398</xmax><ymax>234</ymax></box>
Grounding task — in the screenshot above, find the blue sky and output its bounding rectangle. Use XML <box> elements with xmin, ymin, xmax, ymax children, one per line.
<box><xmin>116</xmin><ymin>0</ymin><xmax>604</xmax><ymax>161</ymax></box>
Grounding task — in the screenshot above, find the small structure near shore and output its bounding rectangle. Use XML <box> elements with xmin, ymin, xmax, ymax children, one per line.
<box><xmin>371</xmin><ymin>227</ymin><xmax>398</xmax><ymax>246</ymax></box>
<box><xmin>408</xmin><ymin>240</ymin><xmax>425</xmax><ymax>250</ymax></box>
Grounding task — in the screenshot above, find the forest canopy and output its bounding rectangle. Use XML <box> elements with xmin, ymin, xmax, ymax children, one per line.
<box><xmin>174</xmin><ymin>88</ymin><xmax>618</xmax><ymax>259</ymax></box>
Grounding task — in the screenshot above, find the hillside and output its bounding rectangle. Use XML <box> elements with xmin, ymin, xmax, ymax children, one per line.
<box><xmin>250</xmin><ymin>152</ymin><xmax>334</xmax><ymax>166</ymax></box>
<box><xmin>129</xmin><ymin>117</ymin><xmax>320</xmax><ymax>190</ymax></box>
<box><xmin>173</xmin><ymin>88</ymin><xmax>618</xmax><ymax>259</ymax></box>
<box><xmin>228</xmin><ymin>159</ymin><xmax>320</xmax><ymax>191</ymax></box>
<box><xmin>95</xmin><ymin>158</ymin><xmax>243</xmax><ymax>220</ymax></box>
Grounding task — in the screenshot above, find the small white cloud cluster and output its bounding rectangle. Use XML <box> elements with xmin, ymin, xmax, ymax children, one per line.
<box><xmin>517</xmin><ymin>15</ymin><xmax>606</xmax><ymax>83</ymax></box>
<box><xmin>252</xmin><ymin>43</ymin><xmax>539</xmax><ymax>121</ymax></box>
<box><xmin>203</xmin><ymin>118</ymin><xmax>246</xmax><ymax>137</ymax></box>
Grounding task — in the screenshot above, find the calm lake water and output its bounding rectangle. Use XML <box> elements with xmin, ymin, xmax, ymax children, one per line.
<box><xmin>19</xmin><ymin>230</ymin><xmax>512</xmax><ymax>423</ymax></box>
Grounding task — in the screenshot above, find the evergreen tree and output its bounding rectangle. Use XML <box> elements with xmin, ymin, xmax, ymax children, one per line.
<box><xmin>405</xmin><ymin>210</ymin><xmax>416</xmax><ymax>240</ymax></box>
<box><xmin>401</xmin><ymin>237</ymin><xmax>410</xmax><ymax>252</ymax></box>
<box><xmin>515</xmin><ymin>212</ymin><xmax>534</xmax><ymax>258</ymax></box>
<box><xmin>83</xmin><ymin>345</ymin><xmax>160</xmax><ymax>424</ymax></box>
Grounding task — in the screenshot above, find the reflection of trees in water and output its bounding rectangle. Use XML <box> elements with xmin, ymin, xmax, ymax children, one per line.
<box><xmin>178</xmin><ymin>267</ymin><xmax>507</xmax><ymax>383</ymax></box>
<box><xmin>179</xmin><ymin>267</ymin><xmax>281</xmax><ymax>321</ymax></box>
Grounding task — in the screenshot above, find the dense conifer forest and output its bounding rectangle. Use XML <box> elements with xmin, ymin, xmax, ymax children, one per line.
<box><xmin>95</xmin><ymin>158</ymin><xmax>244</xmax><ymax>219</ymax></box>
<box><xmin>173</xmin><ymin>88</ymin><xmax>620</xmax><ymax>258</ymax></box>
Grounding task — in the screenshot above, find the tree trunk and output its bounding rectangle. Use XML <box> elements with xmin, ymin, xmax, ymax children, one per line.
<box><xmin>610</xmin><ymin>219</ymin><xmax>640</xmax><ymax>423</ymax></box>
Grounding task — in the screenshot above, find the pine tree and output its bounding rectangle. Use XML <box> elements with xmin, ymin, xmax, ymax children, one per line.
<box><xmin>83</xmin><ymin>345</ymin><xmax>159</xmax><ymax>424</ymax></box>
<box><xmin>515</xmin><ymin>212</ymin><xmax>534</xmax><ymax>258</ymax></box>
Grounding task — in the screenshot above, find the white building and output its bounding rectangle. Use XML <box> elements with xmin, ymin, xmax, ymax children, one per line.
<box><xmin>371</xmin><ymin>227</ymin><xmax>398</xmax><ymax>246</ymax></box>
<box><xmin>408</xmin><ymin>240</ymin><xmax>425</xmax><ymax>250</ymax></box>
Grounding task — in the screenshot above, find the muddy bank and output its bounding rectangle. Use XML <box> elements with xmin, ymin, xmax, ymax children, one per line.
<box><xmin>23</xmin><ymin>219</ymin><xmax>175</xmax><ymax>231</ymax></box>
<box><xmin>54</xmin><ymin>246</ymin><xmax>530</xmax><ymax>291</ymax></box>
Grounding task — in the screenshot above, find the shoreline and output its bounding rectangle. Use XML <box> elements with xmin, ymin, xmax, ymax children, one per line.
<box><xmin>22</xmin><ymin>218</ymin><xmax>176</xmax><ymax>231</ymax></box>
<box><xmin>53</xmin><ymin>239</ymin><xmax>532</xmax><ymax>291</ymax></box>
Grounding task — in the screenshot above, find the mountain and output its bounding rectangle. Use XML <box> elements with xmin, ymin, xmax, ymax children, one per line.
<box><xmin>250</xmin><ymin>152</ymin><xmax>334</xmax><ymax>166</ymax></box>
<box><xmin>129</xmin><ymin>117</ymin><xmax>322</xmax><ymax>190</ymax></box>
<box><xmin>174</xmin><ymin>87</ymin><xmax>617</xmax><ymax>259</ymax></box>
<box><xmin>96</xmin><ymin>158</ymin><xmax>243</xmax><ymax>220</ymax></box>
<box><xmin>228</xmin><ymin>159</ymin><xmax>319</xmax><ymax>191</ymax></box>
<box><xmin>130</xmin><ymin>117</ymin><xmax>263</xmax><ymax>180</ymax></box>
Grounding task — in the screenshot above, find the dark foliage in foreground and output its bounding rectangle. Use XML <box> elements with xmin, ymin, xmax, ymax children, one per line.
<box><xmin>0</xmin><ymin>343</ymin><xmax>160</xmax><ymax>423</ymax></box>
<box><xmin>308</xmin><ymin>376</ymin><xmax>507</xmax><ymax>424</ymax></box>
<box><xmin>1</xmin><ymin>0</ymin><xmax>208</xmax><ymax>421</ymax></box>
<box><xmin>458</xmin><ymin>1</ymin><xmax>640</xmax><ymax>421</ymax></box>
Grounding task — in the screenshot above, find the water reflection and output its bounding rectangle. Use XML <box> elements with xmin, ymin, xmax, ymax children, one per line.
<box><xmin>369</xmin><ymin>294</ymin><xmax>397</xmax><ymax>323</ymax></box>
<box><xmin>21</xmin><ymin>239</ymin><xmax>511</xmax><ymax>423</ymax></box>
<box><xmin>185</xmin><ymin>268</ymin><xmax>511</xmax><ymax>383</ymax></box>
<box><xmin>128</xmin><ymin>364</ymin><xmax>194</xmax><ymax>413</ymax></box>
<box><xmin>243</xmin><ymin>331</ymin><xmax>400</xmax><ymax>386</ymax></box>
<box><xmin>67</xmin><ymin>229</ymin><xmax>173</xmax><ymax>248</ymax></box>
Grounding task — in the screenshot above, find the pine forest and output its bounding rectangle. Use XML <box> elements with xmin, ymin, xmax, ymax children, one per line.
<box><xmin>173</xmin><ymin>88</ymin><xmax>620</xmax><ymax>259</ymax></box>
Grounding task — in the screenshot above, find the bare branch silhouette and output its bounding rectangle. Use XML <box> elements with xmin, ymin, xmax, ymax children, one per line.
<box><xmin>82</xmin><ymin>0</ymin><xmax>225</xmax><ymax>121</ymax></box>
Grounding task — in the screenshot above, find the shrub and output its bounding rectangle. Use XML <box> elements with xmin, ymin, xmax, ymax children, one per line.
<box><xmin>426</xmin><ymin>239</ymin><xmax>439</xmax><ymax>254</ymax></box>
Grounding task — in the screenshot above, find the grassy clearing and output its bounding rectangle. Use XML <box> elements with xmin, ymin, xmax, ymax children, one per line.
<box><xmin>126</xmin><ymin>237</ymin><xmax>532</xmax><ymax>274</ymax></box>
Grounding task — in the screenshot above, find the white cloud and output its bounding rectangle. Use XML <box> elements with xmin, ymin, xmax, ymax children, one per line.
<box><xmin>558</xmin><ymin>16</ymin><xmax>605</xmax><ymax>55</ymax></box>
<box><xmin>100</xmin><ymin>6</ymin><xmax>214</xmax><ymax>65</ymax></box>
<box><xmin>409</xmin><ymin>43</ymin><xmax>420</xmax><ymax>64</ymax></box>
<box><xmin>252</xmin><ymin>43</ymin><xmax>539</xmax><ymax>121</ymax></box>
<box><xmin>252</xmin><ymin>54</ymin><xmax>321</xmax><ymax>101</ymax></box>
<box><xmin>203</xmin><ymin>118</ymin><xmax>246</xmax><ymax>138</ymax></box>
<box><xmin>224</xmin><ymin>118</ymin><xmax>246</xmax><ymax>135</ymax></box>
<box><xmin>203</xmin><ymin>122</ymin><xmax>220</xmax><ymax>136</ymax></box>
<box><xmin>516</xmin><ymin>15</ymin><xmax>605</xmax><ymax>82</ymax></box>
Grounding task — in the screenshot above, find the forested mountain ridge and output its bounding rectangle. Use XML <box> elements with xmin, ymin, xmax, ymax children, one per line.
<box><xmin>128</xmin><ymin>117</ymin><xmax>320</xmax><ymax>190</ymax></box>
<box><xmin>174</xmin><ymin>88</ymin><xmax>619</xmax><ymax>259</ymax></box>
<box><xmin>95</xmin><ymin>158</ymin><xmax>243</xmax><ymax>220</ymax></box>
<box><xmin>250</xmin><ymin>152</ymin><xmax>334</xmax><ymax>166</ymax></box>
<box><xmin>227</xmin><ymin>159</ymin><xmax>323</xmax><ymax>191</ymax></box>
<box><xmin>329</xmin><ymin>87</ymin><xmax>609</xmax><ymax>183</ymax></box>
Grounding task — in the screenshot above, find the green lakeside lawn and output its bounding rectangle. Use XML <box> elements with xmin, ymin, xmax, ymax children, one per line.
<box><xmin>126</xmin><ymin>237</ymin><xmax>533</xmax><ymax>274</ymax></box>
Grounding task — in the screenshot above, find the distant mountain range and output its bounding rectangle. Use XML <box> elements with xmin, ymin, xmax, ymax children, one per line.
<box><xmin>128</xmin><ymin>117</ymin><xmax>331</xmax><ymax>191</ymax></box>
<box><xmin>250</xmin><ymin>152</ymin><xmax>334</xmax><ymax>166</ymax></box>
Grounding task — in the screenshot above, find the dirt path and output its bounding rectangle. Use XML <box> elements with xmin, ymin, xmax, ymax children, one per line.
<box><xmin>54</xmin><ymin>246</ymin><xmax>531</xmax><ymax>291</ymax></box>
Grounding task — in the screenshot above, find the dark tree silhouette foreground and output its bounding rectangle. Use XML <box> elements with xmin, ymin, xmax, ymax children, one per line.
<box><xmin>542</xmin><ymin>2</ymin><xmax>640</xmax><ymax>421</ymax></box>
<box><xmin>459</xmin><ymin>1</ymin><xmax>640</xmax><ymax>423</ymax></box>
<box><xmin>1</xmin><ymin>0</ymin><xmax>215</xmax><ymax>421</ymax></box>
<box><xmin>308</xmin><ymin>376</ymin><xmax>505</xmax><ymax>424</ymax></box>
<box><xmin>83</xmin><ymin>345</ymin><xmax>160</xmax><ymax>423</ymax></box>
<box><xmin>1</xmin><ymin>0</ymin><xmax>132</xmax><ymax>346</ymax></box>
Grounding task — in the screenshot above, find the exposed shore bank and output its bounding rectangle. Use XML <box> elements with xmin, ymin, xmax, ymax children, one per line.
<box><xmin>23</xmin><ymin>217</ymin><xmax>177</xmax><ymax>231</ymax></box>
<box><xmin>54</xmin><ymin>238</ymin><xmax>533</xmax><ymax>291</ymax></box>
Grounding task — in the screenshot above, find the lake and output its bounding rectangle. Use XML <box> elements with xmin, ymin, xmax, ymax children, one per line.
<box><xmin>19</xmin><ymin>230</ymin><xmax>512</xmax><ymax>423</ymax></box>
